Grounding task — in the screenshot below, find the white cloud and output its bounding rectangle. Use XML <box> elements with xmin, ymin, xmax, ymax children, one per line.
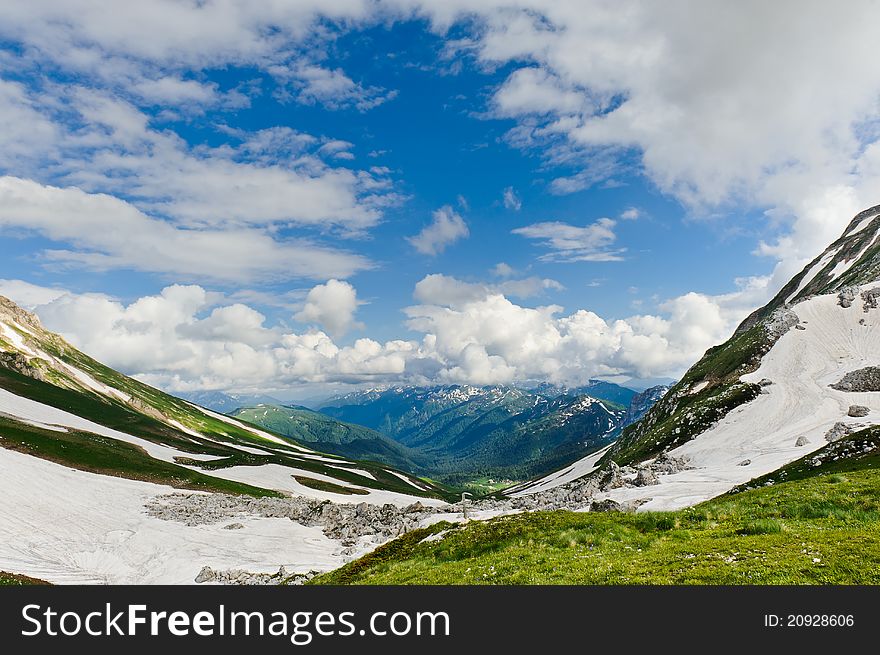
<box><xmin>413</xmin><ymin>273</ymin><xmax>562</xmax><ymax>308</ymax></box>
<box><xmin>1</xmin><ymin>275</ymin><xmax>757</xmax><ymax>391</ymax></box>
<box><xmin>277</xmin><ymin>63</ymin><xmax>398</xmax><ymax>112</ymax></box>
<box><xmin>407</xmin><ymin>205</ymin><xmax>470</xmax><ymax>255</ymax></box>
<box><xmin>10</xmin><ymin>283</ymin><xmax>415</xmax><ymax>392</ymax></box>
<box><xmin>491</xmin><ymin>262</ymin><xmax>515</xmax><ymax>278</ymax></box>
<box><xmin>492</xmin><ymin>66</ymin><xmax>588</xmax><ymax>117</ymax></box>
<box><xmin>0</xmin><ymin>177</ymin><xmax>370</xmax><ymax>283</ymax></box>
<box><xmin>512</xmin><ymin>218</ymin><xmax>624</xmax><ymax>262</ymax></box>
<box><xmin>294</xmin><ymin>279</ymin><xmax>363</xmax><ymax>337</ymax></box>
<box><xmin>620</xmin><ymin>207</ymin><xmax>641</xmax><ymax>221</ymax></box>
<box><xmin>502</xmin><ymin>186</ymin><xmax>522</xmax><ymax>211</ymax></box>
<box><xmin>0</xmin><ymin>279</ymin><xmax>67</xmax><ymax>310</ymax></box>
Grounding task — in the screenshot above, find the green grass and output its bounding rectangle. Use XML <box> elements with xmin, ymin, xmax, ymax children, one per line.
<box><xmin>312</xmin><ymin>463</ymin><xmax>880</xmax><ymax>585</ymax></box>
<box><xmin>0</xmin><ymin>416</ymin><xmax>281</xmax><ymax>497</ymax></box>
<box><xmin>460</xmin><ymin>477</ymin><xmax>518</xmax><ymax>495</ymax></box>
<box><xmin>0</xmin><ymin>571</ymin><xmax>50</xmax><ymax>586</ymax></box>
<box><xmin>293</xmin><ymin>476</ymin><xmax>369</xmax><ymax>496</ymax></box>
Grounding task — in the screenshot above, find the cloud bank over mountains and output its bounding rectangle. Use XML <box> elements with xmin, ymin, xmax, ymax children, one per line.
<box><xmin>1</xmin><ymin>276</ymin><xmax>756</xmax><ymax>392</ymax></box>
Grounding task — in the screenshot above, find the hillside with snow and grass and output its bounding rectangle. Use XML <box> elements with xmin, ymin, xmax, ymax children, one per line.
<box><xmin>510</xmin><ymin>204</ymin><xmax>880</xmax><ymax>510</ymax></box>
<box><xmin>0</xmin><ymin>297</ymin><xmax>449</xmax><ymax>583</ymax></box>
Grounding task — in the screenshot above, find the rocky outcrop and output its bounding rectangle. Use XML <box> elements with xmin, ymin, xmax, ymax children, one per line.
<box><xmin>848</xmin><ymin>405</ymin><xmax>870</xmax><ymax>417</ymax></box>
<box><xmin>764</xmin><ymin>307</ymin><xmax>800</xmax><ymax>340</ymax></box>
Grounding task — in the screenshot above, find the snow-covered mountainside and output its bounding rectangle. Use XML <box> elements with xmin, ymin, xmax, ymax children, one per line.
<box><xmin>0</xmin><ymin>297</ymin><xmax>446</xmax><ymax>583</ymax></box>
<box><xmin>513</xmin><ymin>205</ymin><xmax>880</xmax><ymax>508</ymax></box>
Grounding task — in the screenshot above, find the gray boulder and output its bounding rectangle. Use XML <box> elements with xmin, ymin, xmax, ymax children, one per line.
<box><xmin>795</xmin><ymin>436</ymin><xmax>810</xmax><ymax>447</ymax></box>
<box><xmin>847</xmin><ymin>405</ymin><xmax>870</xmax><ymax>417</ymax></box>
<box><xmin>838</xmin><ymin>286</ymin><xmax>858</xmax><ymax>308</ymax></box>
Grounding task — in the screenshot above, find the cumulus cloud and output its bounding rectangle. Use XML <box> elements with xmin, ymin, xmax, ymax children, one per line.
<box><xmin>512</xmin><ymin>218</ymin><xmax>624</xmax><ymax>262</ymax></box>
<box><xmin>294</xmin><ymin>279</ymin><xmax>363</xmax><ymax>337</ymax></box>
<box><xmin>0</xmin><ymin>275</ymin><xmax>757</xmax><ymax>391</ymax></box>
<box><xmin>9</xmin><ymin>283</ymin><xmax>415</xmax><ymax>392</ymax></box>
<box><xmin>407</xmin><ymin>205</ymin><xmax>470</xmax><ymax>256</ymax></box>
<box><xmin>0</xmin><ymin>177</ymin><xmax>370</xmax><ymax>283</ymax></box>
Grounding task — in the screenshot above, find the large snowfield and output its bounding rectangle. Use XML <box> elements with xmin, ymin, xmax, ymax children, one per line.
<box><xmin>0</xmin><ymin>377</ymin><xmax>441</xmax><ymax>583</ymax></box>
<box><xmin>524</xmin><ymin>286</ymin><xmax>880</xmax><ymax>510</ymax></box>
<box><xmin>0</xmin><ymin>446</ymin><xmax>352</xmax><ymax>584</ymax></box>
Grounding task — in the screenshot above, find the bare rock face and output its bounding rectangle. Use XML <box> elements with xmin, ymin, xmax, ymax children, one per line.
<box><xmin>765</xmin><ymin>307</ymin><xmax>800</xmax><ymax>340</ymax></box>
<box><xmin>795</xmin><ymin>436</ymin><xmax>810</xmax><ymax>447</ymax></box>
<box><xmin>0</xmin><ymin>352</ymin><xmax>46</xmax><ymax>382</ymax></box>
<box><xmin>831</xmin><ymin>367</ymin><xmax>880</xmax><ymax>392</ymax></box>
<box><xmin>848</xmin><ymin>405</ymin><xmax>870</xmax><ymax>418</ymax></box>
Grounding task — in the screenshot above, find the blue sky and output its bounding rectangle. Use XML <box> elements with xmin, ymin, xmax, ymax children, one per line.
<box><xmin>1</xmin><ymin>2</ymin><xmax>878</xmax><ymax>396</ymax></box>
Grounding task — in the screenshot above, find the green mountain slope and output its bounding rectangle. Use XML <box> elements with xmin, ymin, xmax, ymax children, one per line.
<box><xmin>232</xmin><ymin>404</ymin><xmax>427</xmax><ymax>472</ymax></box>
<box><xmin>0</xmin><ymin>296</ymin><xmax>446</xmax><ymax>500</ymax></box>
<box><xmin>310</xmin><ymin>385</ymin><xmax>627</xmax><ymax>484</ymax></box>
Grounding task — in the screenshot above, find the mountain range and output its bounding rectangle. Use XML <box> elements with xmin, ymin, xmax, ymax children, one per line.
<box><xmin>236</xmin><ymin>383</ymin><xmax>656</xmax><ymax>486</ymax></box>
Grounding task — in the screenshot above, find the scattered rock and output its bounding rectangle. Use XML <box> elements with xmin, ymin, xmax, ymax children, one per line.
<box><xmin>602</xmin><ymin>461</ymin><xmax>626</xmax><ymax>489</ymax></box>
<box><xmin>633</xmin><ymin>469</ymin><xmax>658</xmax><ymax>487</ymax></box>
<box><xmin>825</xmin><ymin>422</ymin><xmax>853</xmax><ymax>442</ymax></box>
<box><xmin>847</xmin><ymin>405</ymin><xmax>870</xmax><ymax>418</ymax></box>
<box><xmin>738</xmin><ymin>459</ymin><xmax>751</xmax><ymax>467</ymax></box>
<box><xmin>222</xmin><ymin>523</ymin><xmax>245</xmax><ymax>530</ymax></box>
<box><xmin>193</xmin><ymin>564</ymin><xmax>312</xmax><ymax>586</ymax></box>
<box><xmin>758</xmin><ymin>378</ymin><xmax>773</xmax><ymax>387</ymax></box>
<box><xmin>795</xmin><ymin>436</ymin><xmax>810</xmax><ymax>447</ymax></box>
<box><xmin>830</xmin><ymin>366</ymin><xmax>880</xmax><ymax>392</ymax></box>
<box><xmin>795</xmin><ymin>324</ymin><xmax>806</xmax><ymax>330</ymax></box>
<box><xmin>862</xmin><ymin>287</ymin><xmax>880</xmax><ymax>312</ymax></box>
<box><xmin>860</xmin><ymin>318</ymin><xmax>867</xmax><ymax>326</ymax></box>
